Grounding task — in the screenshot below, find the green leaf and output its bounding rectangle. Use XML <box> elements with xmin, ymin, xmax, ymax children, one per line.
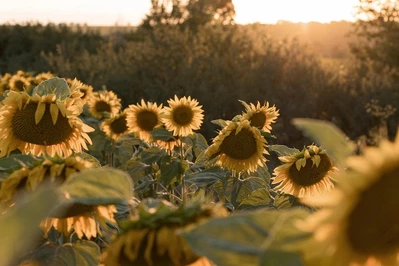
<box><xmin>292</xmin><ymin>118</ymin><xmax>356</xmax><ymax>167</ymax></box>
<box><xmin>75</xmin><ymin>153</ymin><xmax>101</xmax><ymax>168</ymax></box>
<box><xmin>61</xmin><ymin>167</ymin><xmax>132</xmax><ymax>205</ymax></box>
<box><xmin>268</xmin><ymin>145</ymin><xmax>300</xmax><ymax>157</ymax></box>
<box><xmin>238</xmin><ymin>188</ymin><xmax>271</xmax><ymax>210</ymax></box>
<box><xmin>0</xmin><ymin>154</ymin><xmax>44</xmax><ymax>173</ymax></box>
<box><xmin>259</xmin><ymin>250</ymin><xmax>304</xmax><ymax>266</ymax></box>
<box><xmin>190</xmin><ymin>133</ymin><xmax>209</xmax><ymax>157</ymax></box>
<box><xmin>140</xmin><ymin>146</ymin><xmax>165</xmax><ymax>165</ymax></box>
<box><xmin>186</xmin><ymin>166</ymin><xmax>227</xmax><ymax>188</ymax></box>
<box><xmin>211</xmin><ymin>119</ymin><xmax>229</xmax><ymax>128</ymax></box>
<box><xmin>273</xmin><ymin>193</ymin><xmax>303</xmax><ymax>210</ymax></box>
<box><xmin>181</xmin><ymin>208</ymin><xmax>308</xmax><ymax>266</ymax></box>
<box><xmin>34</xmin><ymin>241</ymin><xmax>100</xmax><ymax>266</ymax></box>
<box><xmin>32</xmin><ymin>77</ymin><xmax>71</xmax><ymax>100</ymax></box>
<box><xmin>160</xmin><ymin>156</ymin><xmax>185</xmax><ymax>186</ymax></box>
<box><xmin>0</xmin><ymin>184</ymin><xmax>63</xmax><ymax>266</ymax></box>
<box><xmin>150</xmin><ymin>127</ymin><xmax>175</xmax><ymax>141</ymax></box>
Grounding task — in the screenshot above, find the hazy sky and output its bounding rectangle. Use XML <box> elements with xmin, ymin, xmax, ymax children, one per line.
<box><xmin>0</xmin><ymin>0</ymin><xmax>359</xmax><ymax>26</ymax></box>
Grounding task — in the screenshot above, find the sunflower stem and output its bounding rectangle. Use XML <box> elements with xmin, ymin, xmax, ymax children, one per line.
<box><xmin>179</xmin><ymin>140</ymin><xmax>186</xmax><ymax>202</ymax></box>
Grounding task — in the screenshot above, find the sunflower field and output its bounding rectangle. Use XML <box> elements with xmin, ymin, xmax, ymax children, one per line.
<box><xmin>0</xmin><ymin>71</ymin><xmax>397</xmax><ymax>266</ymax></box>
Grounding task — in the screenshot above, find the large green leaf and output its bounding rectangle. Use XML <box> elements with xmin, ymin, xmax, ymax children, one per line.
<box><xmin>32</xmin><ymin>77</ymin><xmax>70</xmax><ymax>100</ymax></box>
<box><xmin>140</xmin><ymin>147</ymin><xmax>165</xmax><ymax>165</ymax></box>
<box><xmin>268</xmin><ymin>145</ymin><xmax>300</xmax><ymax>157</ymax></box>
<box><xmin>181</xmin><ymin>208</ymin><xmax>308</xmax><ymax>266</ymax></box>
<box><xmin>238</xmin><ymin>188</ymin><xmax>271</xmax><ymax>210</ymax></box>
<box><xmin>31</xmin><ymin>241</ymin><xmax>100</xmax><ymax>266</ymax></box>
<box><xmin>185</xmin><ymin>166</ymin><xmax>228</xmax><ymax>188</ymax></box>
<box><xmin>0</xmin><ymin>154</ymin><xmax>44</xmax><ymax>173</ymax></box>
<box><xmin>150</xmin><ymin>127</ymin><xmax>175</xmax><ymax>141</ymax></box>
<box><xmin>61</xmin><ymin>167</ymin><xmax>132</xmax><ymax>205</ymax></box>
<box><xmin>160</xmin><ymin>156</ymin><xmax>187</xmax><ymax>186</ymax></box>
<box><xmin>292</xmin><ymin>118</ymin><xmax>356</xmax><ymax>167</ymax></box>
<box><xmin>0</xmin><ymin>184</ymin><xmax>63</xmax><ymax>266</ymax></box>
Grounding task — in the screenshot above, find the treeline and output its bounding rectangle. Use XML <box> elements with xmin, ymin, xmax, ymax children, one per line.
<box><xmin>0</xmin><ymin>21</ymin><xmax>398</xmax><ymax>148</ymax></box>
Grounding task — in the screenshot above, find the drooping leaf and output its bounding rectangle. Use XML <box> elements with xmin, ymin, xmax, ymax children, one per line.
<box><xmin>211</xmin><ymin>119</ymin><xmax>229</xmax><ymax>128</ymax></box>
<box><xmin>181</xmin><ymin>208</ymin><xmax>309</xmax><ymax>266</ymax></box>
<box><xmin>32</xmin><ymin>77</ymin><xmax>70</xmax><ymax>100</ymax></box>
<box><xmin>140</xmin><ymin>146</ymin><xmax>165</xmax><ymax>165</ymax></box>
<box><xmin>0</xmin><ymin>184</ymin><xmax>63</xmax><ymax>266</ymax></box>
<box><xmin>292</xmin><ymin>118</ymin><xmax>356</xmax><ymax>166</ymax></box>
<box><xmin>61</xmin><ymin>167</ymin><xmax>132</xmax><ymax>205</ymax></box>
<box><xmin>268</xmin><ymin>145</ymin><xmax>300</xmax><ymax>157</ymax></box>
<box><xmin>186</xmin><ymin>166</ymin><xmax>228</xmax><ymax>188</ymax></box>
<box><xmin>160</xmin><ymin>156</ymin><xmax>186</xmax><ymax>186</ymax></box>
<box><xmin>0</xmin><ymin>154</ymin><xmax>44</xmax><ymax>173</ymax></box>
<box><xmin>150</xmin><ymin>127</ymin><xmax>175</xmax><ymax>141</ymax></box>
<box><xmin>31</xmin><ymin>241</ymin><xmax>100</xmax><ymax>266</ymax></box>
<box><xmin>238</xmin><ymin>188</ymin><xmax>271</xmax><ymax>210</ymax></box>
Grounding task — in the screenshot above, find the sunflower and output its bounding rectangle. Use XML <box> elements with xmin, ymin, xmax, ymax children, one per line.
<box><xmin>31</xmin><ymin>72</ymin><xmax>54</xmax><ymax>86</ymax></box>
<box><xmin>296</xmin><ymin>139</ymin><xmax>399</xmax><ymax>266</ymax></box>
<box><xmin>239</xmin><ymin>100</ymin><xmax>279</xmax><ymax>133</ymax></box>
<box><xmin>205</xmin><ymin>120</ymin><xmax>268</xmax><ymax>173</ymax></box>
<box><xmin>101</xmin><ymin>196</ymin><xmax>225</xmax><ymax>266</ymax></box>
<box><xmin>0</xmin><ymin>73</ymin><xmax>12</xmax><ymax>94</ymax></box>
<box><xmin>9</xmin><ymin>74</ymin><xmax>31</xmax><ymax>93</ymax></box>
<box><xmin>162</xmin><ymin>95</ymin><xmax>204</xmax><ymax>137</ymax></box>
<box><xmin>0</xmin><ymin>155</ymin><xmax>117</xmax><ymax>239</ymax></box>
<box><xmin>87</xmin><ymin>89</ymin><xmax>121</xmax><ymax>119</ymax></box>
<box><xmin>0</xmin><ymin>90</ymin><xmax>93</xmax><ymax>158</ymax></box>
<box><xmin>272</xmin><ymin>145</ymin><xmax>337</xmax><ymax>198</ymax></box>
<box><xmin>156</xmin><ymin>136</ymin><xmax>181</xmax><ymax>152</ymax></box>
<box><xmin>67</xmin><ymin>78</ymin><xmax>94</xmax><ymax>104</ymax></box>
<box><xmin>126</xmin><ymin>99</ymin><xmax>163</xmax><ymax>143</ymax></box>
<box><xmin>101</xmin><ymin>110</ymin><xmax>129</xmax><ymax>141</ymax></box>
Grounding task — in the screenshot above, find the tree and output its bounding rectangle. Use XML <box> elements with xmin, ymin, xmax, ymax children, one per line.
<box><xmin>140</xmin><ymin>0</ymin><xmax>235</xmax><ymax>31</ymax></box>
<box><xmin>351</xmin><ymin>0</ymin><xmax>399</xmax><ymax>71</ymax></box>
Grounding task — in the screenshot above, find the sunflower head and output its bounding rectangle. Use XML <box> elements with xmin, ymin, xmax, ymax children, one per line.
<box><xmin>67</xmin><ymin>78</ymin><xmax>94</xmax><ymax>104</ymax></box>
<box><xmin>0</xmin><ymin>73</ymin><xmax>12</xmax><ymax>94</ymax></box>
<box><xmin>239</xmin><ymin>100</ymin><xmax>279</xmax><ymax>133</ymax></box>
<box><xmin>0</xmin><ymin>79</ymin><xmax>94</xmax><ymax>158</ymax></box>
<box><xmin>87</xmin><ymin>89</ymin><xmax>122</xmax><ymax>119</ymax></box>
<box><xmin>272</xmin><ymin>145</ymin><xmax>337</xmax><ymax>198</ymax></box>
<box><xmin>161</xmin><ymin>95</ymin><xmax>204</xmax><ymax>137</ymax></box>
<box><xmin>0</xmin><ymin>154</ymin><xmax>117</xmax><ymax>239</ymax></box>
<box><xmin>101</xmin><ymin>110</ymin><xmax>129</xmax><ymax>141</ymax></box>
<box><xmin>297</xmin><ymin>139</ymin><xmax>399</xmax><ymax>266</ymax></box>
<box><xmin>102</xmin><ymin>195</ymin><xmax>226</xmax><ymax>266</ymax></box>
<box><xmin>31</xmin><ymin>72</ymin><xmax>54</xmax><ymax>86</ymax></box>
<box><xmin>9</xmin><ymin>74</ymin><xmax>31</xmax><ymax>93</ymax></box>
<box><xmin>206</xmin><ymin>120</ymin><xmax>268</xmax><ymax>173</ymax></box>
<box><xmin>126</xmin><ymin>99</ymin><xmax>163</xmax><ymax>143</ymax></box>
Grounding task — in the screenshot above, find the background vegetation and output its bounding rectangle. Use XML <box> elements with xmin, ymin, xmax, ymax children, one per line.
<box><xmin>1</xmin><ymin>0</ymin><xmax>398</xmax><ymax>149</ymax></box>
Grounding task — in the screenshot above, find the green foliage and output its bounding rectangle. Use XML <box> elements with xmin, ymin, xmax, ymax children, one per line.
<box><xmin>32</xmin><ymin>77</ymin><xmax>70</xmax><ymax>99</ymax></box>
<box><xmin>61</xmin><ymin>167</ymin><xmax>133</xmax><ymax>205</ymax></box>
<box><xmin>181</xmin><ymin>208</ymin><xmax>309</xmax><ymax>266</ymax></box>
<box><xmin>292</xmin><ymin>118</ymin><xmax>356</xmax><ymax>167</ymax></box>
<box><xmin>0</xmin><ymin>184</ymin><xmax>64</xmax><ymax>266</ymax></box>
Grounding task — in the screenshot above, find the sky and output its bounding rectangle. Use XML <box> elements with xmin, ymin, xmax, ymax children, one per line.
<box><xmin>0</xmin><ymin>0</ymin><xmax>359</xmax><ymax>26</ymax></box>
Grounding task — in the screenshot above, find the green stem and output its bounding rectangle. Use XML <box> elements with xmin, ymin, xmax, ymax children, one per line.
<box><xmin>179</xmin><ymin>140</ymin><xmax>186</xmax><ymax>203</ymax></box>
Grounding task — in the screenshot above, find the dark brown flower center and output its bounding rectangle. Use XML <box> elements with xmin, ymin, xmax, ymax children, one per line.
<box><xmin>219</xmin><ymin>128</ymin><xmax>258</xmax><ymax>160</ymax></box>
<box><xmin>95</xmin><ymin>100</ymin><xmax>111</xmax><ymax>113</ymax></box>
<box><xmin>11</xmin><ymin>102</ymin><xmax>74</xmax><ymax>145</ymax></box>
<box><xmin>110</xmin><ymin>115</ymin><xmax>128</xmax><ymax>134</ymax></box>
<box><xmin>288</xmin><ymin>154</ymin><xmax>332</xmax><ymax>187</ymax></box>
<box><xmin>13</xmin><ymin>80</ymin><xmax>26</xmax><ymax>92</ymax></box>
<box><xmin>172</xmin><ymin>106</ymin><xmax>193</xmax><ymax>126</ymax></box>
<box><xmin>137</xmin><ymin>110</ymin><xmax>159</xmax><ymax>131</ymax></box>
<box><xmin>249</xmin><ymin>112</ymin><xmax>267</xmax><ymax>128</ymax></box>
<box><xmin>346</xmin><ymin>166</ymin><xmax>399</xmax><ymax>255</ymax></box>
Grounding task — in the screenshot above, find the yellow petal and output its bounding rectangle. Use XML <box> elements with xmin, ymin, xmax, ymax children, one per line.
<box><xmin>296</xmin><ymin>159</ymin><xmax>302</xmax><ymax>171</ymax></box>
<box><xmin>313</xmin><ymin>155</ymin><xmax>321</xmax><ymax>167</ymax></box>
<box><xmin>35</xmin><ymin>102</ymin><xmax>46</xmax><ymax>124</ymax></box>
<box><xmin>50</xmin><ymin>103</ymin><xmax>59</xmax><ymax>125</ymax></box>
